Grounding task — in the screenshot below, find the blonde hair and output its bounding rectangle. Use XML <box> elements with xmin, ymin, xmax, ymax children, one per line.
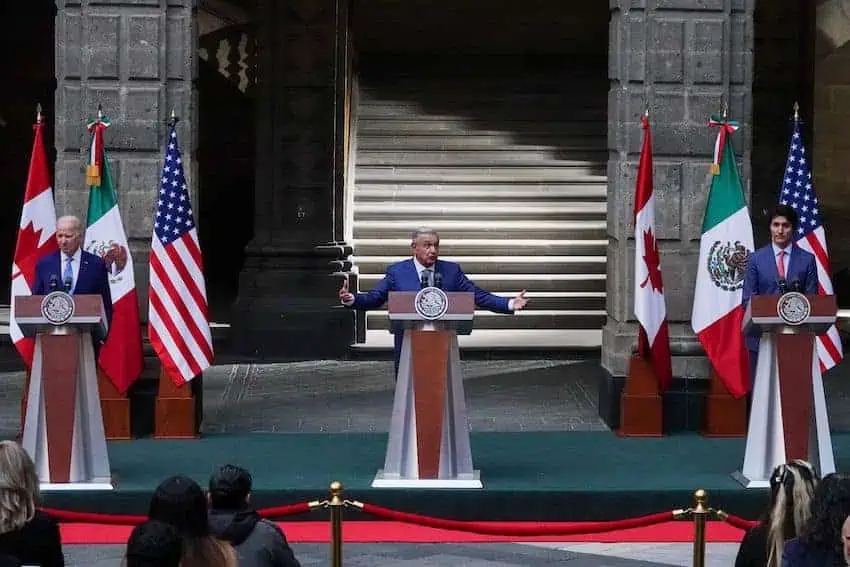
<box><xmin>0</xmin><ymin>441</ymin><xmax>39</xmax><ymax>534</ymax></box>
<box><xmin>766</xmin><ymin>460</ymin><xmax>818</xmax><ymax>567</ymax></box>
<box><xmin>181</xmin><ymin>536</ymin><xmax>238</xmax><ymax>567</ymax></box>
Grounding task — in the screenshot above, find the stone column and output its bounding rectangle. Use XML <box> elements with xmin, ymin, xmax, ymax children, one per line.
<box><xmin>54</xmin><ymin>0</ymin><xmax>197</xmax><ymax>315</ymax></box>
<box><xmin>232</xmin><ymin>0</ymin><xmax>354</xmax><ymax>359</ymax></box>
<box><xmin>601</xmin><ymin>0</ymin><xmax>754</xmax><ymax>429</ymax></box>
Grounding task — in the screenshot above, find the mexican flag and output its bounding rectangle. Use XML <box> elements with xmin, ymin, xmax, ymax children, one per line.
<box><xmin>633</xmin><ymin>114</ymin><xmax>672</xmax><ymax>389</ymax></box>
<box><xmin>84</xmin><ymin>115</ymin><xmax>143</xmax><ymax>394</ymax></box>
<box><xmin>691</xmin><ymin>117</ymin><xmax>754</xmax><ymax>398</ymax></box>
<box><xmin>11</xmin><ymin>116</ymin><xmax>58</xmax><ymax>366</ymax></box>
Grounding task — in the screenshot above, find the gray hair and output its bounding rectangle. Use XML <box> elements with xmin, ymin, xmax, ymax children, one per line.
<box><xmin>0</xmin><ymin>441</ymin><xmax>39</xmax><ymax>534</ymax></box>
<box><xmin>410</xmin><ymin>227</ymin><xmax>439</xmax><ymax>244</ymax></box>
<box><xmin>57</xmin><ymin>215</ymin><xmax>83</xmax><ymax>234</ymax></box>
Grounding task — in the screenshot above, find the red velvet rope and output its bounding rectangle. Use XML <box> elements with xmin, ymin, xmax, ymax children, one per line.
<box><xmin>720</xmin><ymin>513</ymin><xmax>758</xmax><ymax>531</ymax></box>
<box><xmin>357</xmin><ymin>503</ymin><xmax>675</xmax><ymax>536</ymax></box>
<box><xmin>40</xmin><ymin>501</ymin><xmax>313</xmax><ymax>525</ymax></box>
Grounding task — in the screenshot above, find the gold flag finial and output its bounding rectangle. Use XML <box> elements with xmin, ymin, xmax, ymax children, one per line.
<box><xmin>169</xmin><ymin>109</ymin><xmax>179</xmax><ymax>126</ymax></box>
<box><xmin>793</xmin><ymin>101</ymin><xmax>800</xmax><ymax>121</ymax></box>
<box><xmin>722</xmin><ymin>100</ymin><xmax>728</xmax><ymax>121</ymax></box>
<box><xmin>36</xmin><ymin>103</ymin><xmax>42</xmax><ymax>125</ymax></box>
<box><xmin>97</xmin><ymin>103</ymin><xmax>103</xmax><ymax>121</ymax></box>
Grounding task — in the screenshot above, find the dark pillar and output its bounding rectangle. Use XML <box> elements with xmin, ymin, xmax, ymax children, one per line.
<box><xmin>232</xmin><ymin>0</ymin><xmax>354</xmax><ymax>359</ymax></box>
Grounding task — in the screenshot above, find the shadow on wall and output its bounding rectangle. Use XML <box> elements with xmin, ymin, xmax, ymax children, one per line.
<box><xmin>351</xmin><ymin>0</ymin><xmax>610</xmax><ymax>170</ymax></box>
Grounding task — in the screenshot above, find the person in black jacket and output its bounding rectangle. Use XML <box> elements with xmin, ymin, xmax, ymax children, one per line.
<box><xmin>207</xmin><ymin>464</ymin><xmax>301</xmax><ymax>567</ymax></box>
<box><xmin>124</xmin><ymin>520</ymin><xmax>182</xmax><ymax>567</ymax></box>
<box><xmin>734</xmin><ymin>460</ymin><xmax>818</xmax><ymax>567</ymax></box>
<box><xmin>0</xmin><ymin>441</ymin><xmax>63</xmax><ymax>567</ymax></box>
<box><xmin>783</xmin><ymin>473</ymin><xmax>850</xmax><ymax>567</ymax></box>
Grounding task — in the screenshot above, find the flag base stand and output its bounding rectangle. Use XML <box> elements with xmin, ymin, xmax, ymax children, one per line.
<box><xmin>154</xmin><ymin>369</ymin><xmax>198</xmax><ymax>439</ymax></box>
<box><xmin>617</xmin><ymin>355</ymin><xmax>663</xmax><ymax>437</ymax></box>
<box><xmin>701</xmin><ymin>368</ymin><xmax>746</xmax><ymax>437</ymax></box>
<box><xmin>97</xmin><ymin>369</ymin><xmax>131</xmax><ymax>440</ymax></box>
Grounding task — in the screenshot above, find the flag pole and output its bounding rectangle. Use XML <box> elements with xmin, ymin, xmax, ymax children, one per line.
<box><xmin>792</xmin><ymin>101</ymin><xmax>800</xmax><ymax>122</ymax></box>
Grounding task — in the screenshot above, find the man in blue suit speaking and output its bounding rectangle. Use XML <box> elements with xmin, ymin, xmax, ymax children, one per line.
<box><xmin>339</xmin><ymin>227</ymin><xmax>529</xmax><ymax>367</ymax></box>
<box><xmin>742</xmin><ymin>204</ymin><xmax>818</xmax><ymax>382</ymax></box>
<box><xmin>32</xmin><ymin>215</ymin><xmax>113</xmax><ymax>331</ymax></box>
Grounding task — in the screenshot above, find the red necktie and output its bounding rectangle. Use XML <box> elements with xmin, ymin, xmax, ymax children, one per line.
<box><xmin>778</xmin><ymin>250</ymin><xmax>786</xmax><ymax>279</ymax></box>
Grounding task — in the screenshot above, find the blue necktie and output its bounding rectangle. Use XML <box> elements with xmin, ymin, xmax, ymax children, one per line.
<box><xmin>63</xmin><ymin>256</ymin><xmax>73</xmax><ymax>292</ymax></box>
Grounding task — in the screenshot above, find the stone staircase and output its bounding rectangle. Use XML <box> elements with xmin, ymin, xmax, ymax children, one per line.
<box><xmin>349</xmin><ymin>57</ymin><xmax>608</xmax><ymax>350</ymax></box>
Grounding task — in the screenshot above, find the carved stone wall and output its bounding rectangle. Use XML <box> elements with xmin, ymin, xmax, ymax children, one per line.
<box><xmin>601</xmin><ymin>0</ymin><xmax>754</xmax><ymax>429</ymax></box>
<box><xmin>54</xmin><ymin>0</ymin><xmax>197</xmax><ymax>317</ymax></box>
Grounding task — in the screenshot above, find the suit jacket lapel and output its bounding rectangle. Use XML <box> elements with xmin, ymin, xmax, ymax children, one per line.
<box><xmin>785</xmin><ymin>245</ymin><xmax>796</xmax><ymax>282</ymax></box>
<box><xmin>77</xmin><ymin>253</ymin><xmax>88</xmax><ymax>294</ymax></box>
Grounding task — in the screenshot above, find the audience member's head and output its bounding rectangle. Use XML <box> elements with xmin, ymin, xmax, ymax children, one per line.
<box><xmin>0</xmin><ymin>441</ymin><xmax>39</xmax><ymax>535</ymax></box>
<box><xmin>765</xmin><ymin>460</ymin><xmax>819</xmax><ymax>567</ymax></box>
<box><xmin>148</xmin><ymin>475</ymin><xmax>237</xmax><ymax>567</ymax></box>
<box><xmin>800</xmin><ymin>473</ymin><xmax>850</xmax><ymax>559</ymax></box>
<box><xmin>208</xmin><ymin>464</ymin><xmax>252</xmax><ymax>510</ymax></box>
<box><xmin>842</xmin><ymin>515</ymin><xmax>850</xmax><ymax>567</ymax></box>
<box><xmin>124</xmin><ymin>520</ymin><xmax>182</xmax><ymax>567</ymax></box>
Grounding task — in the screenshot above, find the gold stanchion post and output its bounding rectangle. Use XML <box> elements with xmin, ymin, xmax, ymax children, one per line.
<box><xmin>329</xmin><ymin>481</ymin><xmax>344</xmax><ymax>567</ymax></box>
<box><xmin>691</xmin><ymin>489</ymin><xmax>708</xmax><ymax>567</ymax></box>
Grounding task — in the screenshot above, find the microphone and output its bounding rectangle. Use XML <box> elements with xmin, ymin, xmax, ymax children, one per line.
<box><xmin>434</xmin><ymin>272</ymin><xmax>443</xmax><ymax>289</ymax></box>
<box><xmin>63</xmin><ymin>276</ymin><xmax>72</xmax><ymax>293</ymax></box>
<box><xmin>420</xmin><ymin>271</ymin><xmax>429</xmax><ymax>289</ymax></box>
<box><xmin>777</xmin><ymin>278</ymin><xmax>788</xmax><ymax>294</ymax></box>
<box><xmin>48</xmin><ymin>275</ymin><xmax>58</xmax><ymax>291</ymax></box>
<box><xmin>791</xmin><ymin>279</ymin><xmax>801</xmax><ymax>293</ymax></box>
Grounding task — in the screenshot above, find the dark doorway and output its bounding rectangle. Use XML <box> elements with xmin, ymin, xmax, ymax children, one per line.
<box><xmin>0</xmin><ymin>1</ymin><xmax>55</xmax><ymax>303</ymax></box>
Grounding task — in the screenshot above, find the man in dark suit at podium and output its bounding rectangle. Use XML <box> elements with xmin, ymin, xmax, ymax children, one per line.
<box><xmin>339</xmin><ymin>227</ymin><xmax>529</xmax><ymax>369</ymax></box>
<box><xmin>32</xmin><ymin>215</ymin><xmax>112</xmax><ymax>329</ymax></box>
<box><xmin>742</xmin><ymin>204</ymin><xmax>818</xmax><ymax>382</ymax></box>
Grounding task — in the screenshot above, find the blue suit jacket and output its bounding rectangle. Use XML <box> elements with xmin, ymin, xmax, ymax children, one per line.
<box><xmin>351</xmin><ymin>258</ymin><xmax>512</xmax><ymax>357</ymax></box>
<box><xmin>742</xmin><ymin>243</ymin><xmax>817</xmax><ymax>351</ymax></box>
<box><xmin>33</xmin><ymin>250</ymin><xmax>113</xmax><ymax>330</ymax></box>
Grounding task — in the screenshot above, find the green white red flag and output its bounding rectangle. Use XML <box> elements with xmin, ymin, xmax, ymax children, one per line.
<box><xmin>84</xmin><ymin>114</ymin><xmax>143</xmax><ymax>394</ymax></box>
<box><xmin>691</xmin><ymin>116</ymin><xmax>754</xmax><ymax>398</ymax></box>
<box><xmin>11</xmin><ymin>115</ymin><xmax>58</xmax><ymax>366</ymax></box>
<box><xmin>633</xmin><ymin>115</ymin><xmax>672</xmax><ymax>389</ymax></box>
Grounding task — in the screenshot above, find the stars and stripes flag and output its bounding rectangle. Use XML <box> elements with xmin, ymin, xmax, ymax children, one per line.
<box><xmin>148</xmin><ymin>125</ymin><xmax>213</xmax><ymax>385</ymax></box>
<box><xmin>779</xmin><ymin>116</ymin><xmax>843</xmax><ymax>372</ymax></box>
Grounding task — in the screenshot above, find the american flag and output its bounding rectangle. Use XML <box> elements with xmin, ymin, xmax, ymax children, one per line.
<box><xmin>148</xmin><ymin>126</ymin><xmax>213</xmax><ymax>384</ymax></box>
<box><xmin>779</xmin><ymin>118</ymin><xmax>843</xmax><ymax>372</ymax></box>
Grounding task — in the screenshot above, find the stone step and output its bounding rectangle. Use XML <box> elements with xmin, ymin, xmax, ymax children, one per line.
<box><xmin>354</xmin><ymin>184</ymin><xmax>607</xmax><ymax>201</ymax></box>
<box><xmin>353</xmin><ymin>328</ymin><xmax>602</xmax><ymax>349</ymax></box>
<box><xmin>356</xmin><ymin>273</ymin><xmax>607</xmax><ymax>293</ymax></box>
<box><xmin>353</xmin><ymin>202</ymin><xmax>606</xmax><ymax>221</ymax></box>
<box><xmin>352</xmin><ymin>219</ymin><xmax>607</xmax><ymax>240</ymax></box>
<box><xmin>354</xmin><ymin>255</ymin><xmax>607</xmax><ymax>275</ymax></box>
<box><xmin>356</xmin><ymin>165</ymin><xmax>607</xmax><ymax>181</ymax></box>
<box><xmin>351</xmin><ymin>238</ymin><xmax>608</xmax><ymax>256</ymax></box>
<box><xmin>356</xmin><ymin>121</ymin><xmax>606</xmax><ymax>137</ymax></box>
<box><xmin>355</xmin><ymin>151</ymin><xmax>607</xmax><ymax>166</ymax></box>
<box><xmin>366</xmin><ymin>309</ymin><xmax>606</xmax><ymax>331</ymax></box>
<box><xmin>356</xmin><ymin>137</ymin><xmax>607</xmax><ymax>152</ymax></box>
<box><xmin>357</xmin><ymin>106</ymin><xmax>607</xmax><ymax>122</ymax></box>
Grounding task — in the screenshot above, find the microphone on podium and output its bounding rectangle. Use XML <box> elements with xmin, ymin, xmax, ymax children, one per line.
<box><xmin>420</xmin><ymin>271</ymin><xmax>429</xmax><ymax>289</ymax></box>
<box><xmin>434</xmin><ymin>272</ymin><xmax>443</xmax><ymax>289</ymax></box>
<box><xmin>48</xmin><ymin>275</ymin><xmax>58</xmax><ymax>292</ymax></box>
<box><xmin>63</xmin><ymin>276</ymin><xmax>72</xmax><ymax>293</ymax></box>
<box><xmin>791</xmin><ymin>279</ymin><xmax>801</xmax><ymax>293</ymax></box>
<box><xmin>777</xmin><ymin>278</ymin><xmax>788</xmax><ymax>294</ymax></box>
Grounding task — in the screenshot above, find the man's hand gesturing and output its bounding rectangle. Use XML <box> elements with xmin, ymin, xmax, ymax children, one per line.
<box><xmin>339</xmin><ymin>278</ymin><xmax>354</xmax><ymax>305</ymax></box>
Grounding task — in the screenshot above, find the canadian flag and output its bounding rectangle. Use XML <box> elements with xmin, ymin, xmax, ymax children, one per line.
<box><xmin>10</xmin><ymin>116</ymin><xmax>58</xmax><ymax>366</ymax></box>
<box><xmin>633</xmin><ymin>114</ymin><xmax>672</xmax><ymax>389</ymax></box>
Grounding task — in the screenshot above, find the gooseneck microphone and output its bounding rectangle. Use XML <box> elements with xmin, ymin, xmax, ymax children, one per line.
<box><xmin>420</xmin><ymin>271</ymin><xmax>429</xmax><ymax>289</ymax></box>
<box><xmin>777</xmin><ymin>278</ymin><xmax>788</xmax><ymax>294</ymax></box>
<box><xmin>791</xmin><ymin>279</ymin><xmax>801</xmax><ymax>293</ymax></box>
<box><xmin>48</xmin><ymin>275</ymin><xmax>58</xmax><ymax>291</ymax></box>
<box><xmin>63</xmin><ymin>276</ymin><xmax>72</xmax><ymax>293</ymax></box>
<box><xmin>434</xmin><ymin>272</ymin><xmax>443</xmax><ymax>289</ymax></box>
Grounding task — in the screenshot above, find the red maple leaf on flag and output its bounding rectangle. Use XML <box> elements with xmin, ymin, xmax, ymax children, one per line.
<box><xmin>640</xmin><ymin>228</ymin><xmax>664</xmax><ymax>293</ymax></box>
<box><xmin>12</xmin><ymin>223</ymin><xmax>51</xmax><ymax>288</ymax></box>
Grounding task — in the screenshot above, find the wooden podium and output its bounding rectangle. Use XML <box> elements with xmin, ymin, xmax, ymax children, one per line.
<box><xmin>372</xmin><ymin>289</ymin><xmax>481</xmax><ymax>488</ymax></box>
<box><xmin>15</xmin><ymin>293</ymin><xmax>113</xmax><ymax>490</ymax></box>
<box><xmin>733</xmin><ymin>292</ymin><xmax>837</xmax><ymax>488</ymax></box>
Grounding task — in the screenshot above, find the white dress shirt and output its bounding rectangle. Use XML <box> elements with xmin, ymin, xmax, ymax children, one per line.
<box><xmin>62</xmin><ymin>248</ymin><xmax>82</xmax><ymax>293</ymax></box>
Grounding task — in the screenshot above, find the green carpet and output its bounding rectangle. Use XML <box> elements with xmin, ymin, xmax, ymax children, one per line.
<box><xmin>41</xmin><ymin>431</ymin><xmax>848</xmax><ymax>521</ymax></box>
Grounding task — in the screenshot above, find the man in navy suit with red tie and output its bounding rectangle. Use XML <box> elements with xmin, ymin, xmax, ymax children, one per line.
<box><xmin>742</xmin><ymin>204</ymin><xmax>818</xmax><ymax>383</ymax></box>
<box><xmin>339</xmin><ymin>227</ymin><xmax>529</xmax><ymax>370</ymax></box>
<box><xmin>32</xmin><ymin>215</ymin><xmax>112</xmax><ymax>331</ymax></box>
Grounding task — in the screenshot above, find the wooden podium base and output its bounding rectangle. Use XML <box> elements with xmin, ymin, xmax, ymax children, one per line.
<box><xmin>97</xmin><ymin>369</ymin><xmax>131</xmax><ymax>440</ymax></box>
<box><xmin>618</xmin><ymin>355</ymin><xmax>663</xmax><ymax>437</ymax></box>
<box><xmin>154</xmin><ymin>370</ymin><xmax>197</xmax><ymax>439</ymax></box>
<box><xmin>701</xmin><ymin>368</ymin><xmax>746</xmax><ymax>438</ymax></box>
